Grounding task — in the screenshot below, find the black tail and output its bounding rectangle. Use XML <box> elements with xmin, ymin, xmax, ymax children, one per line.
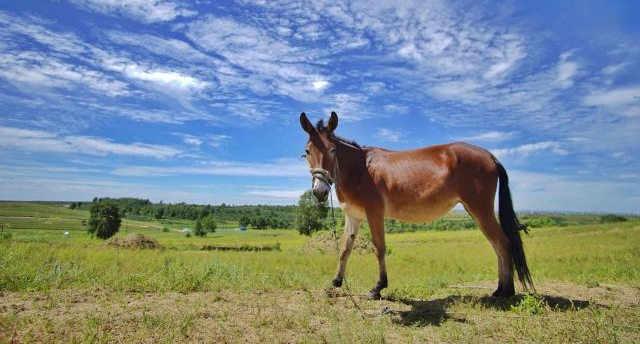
<box><xmin>495</xmin><ymin>158</ymin><xmax>534</xmax><ymax>291</ymax></box>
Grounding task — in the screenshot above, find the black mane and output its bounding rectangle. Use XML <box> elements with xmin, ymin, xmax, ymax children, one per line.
<box><xmin>315</xmin><ymin>120</ymin><xmax>361</xmax><ymax>148</ymax></box>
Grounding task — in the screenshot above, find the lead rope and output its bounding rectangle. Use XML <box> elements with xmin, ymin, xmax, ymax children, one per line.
<box><xmin>329</xmin><ymin>183</ymin><xmax>367</xmax><ymax>318</ymax></box>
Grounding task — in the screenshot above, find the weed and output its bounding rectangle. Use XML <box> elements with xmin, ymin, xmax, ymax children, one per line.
<box><xmin>511</xmin><ymin>293</ymin><xmax>545</xmax><ymax>315</ymax></box>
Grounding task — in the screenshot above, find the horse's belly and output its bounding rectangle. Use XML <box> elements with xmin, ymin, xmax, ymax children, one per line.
<box><xmin>383</xmin><ymin>195</ymin><xmax>458</xmax><ymax>223</ymax></box>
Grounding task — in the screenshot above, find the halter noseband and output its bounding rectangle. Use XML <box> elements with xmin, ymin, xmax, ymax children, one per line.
<box><xmin>309</xmin><ymin>147</ymin><xmax>339</xmax><ymax>191</ymax></box>
<box><xmin>310</xmin><ymin>168</ymin><xmax>334</xmax><ymax>189</ymax></box>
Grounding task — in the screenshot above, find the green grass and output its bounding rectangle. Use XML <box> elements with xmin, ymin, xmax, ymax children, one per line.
<box><xmin>1</xmin><ymin>202</ymin><xmax>639</xmax><ymax>343</ymax></box>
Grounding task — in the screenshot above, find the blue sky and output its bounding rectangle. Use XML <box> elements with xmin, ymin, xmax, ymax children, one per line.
<box><xmin>0</xmin><ymin>0</ymin><xmax>639</xmax><ymax>213</ymax></box>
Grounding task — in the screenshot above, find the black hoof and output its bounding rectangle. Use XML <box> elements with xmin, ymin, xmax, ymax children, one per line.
<box><xmin>332</xmin><ymin>278</ymin><xmax>343</xmax><ymax>288</ymax></box>
<box><xmin>492</xmin><ymin>286</ymin><xmax>515</xmax><ymax>298</ymax></box>
<box><xmin>366</xmin><ymin>290</ymin><xmax>381</xmax><ymax>300</ymax></box>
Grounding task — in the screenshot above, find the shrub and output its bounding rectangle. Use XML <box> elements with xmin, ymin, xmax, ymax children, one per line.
<box><xmin>522</xmin><ymin>216</ymin><xmax>559</xmax><ymax>228</ymax></box>
<box><xmin>600</xmin><ymin>214</ymin><xmax>627</xmax><ymax>223</ymax></box>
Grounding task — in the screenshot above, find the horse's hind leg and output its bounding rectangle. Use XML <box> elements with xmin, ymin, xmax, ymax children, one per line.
<box><xmin>365</xmin><ymin>210</ymin><xmax>387</xmax><ymax>300</ymax></box>
<box><xmin>463</xmin><ymin>202</ymin><xmax>515</xmax><ymax>297</ymax></box>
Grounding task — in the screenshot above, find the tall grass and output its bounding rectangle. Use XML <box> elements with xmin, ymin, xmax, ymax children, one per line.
<box><xmin>2</xmin><ymin>222</ymin><xmax>638</xmax><ymax>297</ymax></box>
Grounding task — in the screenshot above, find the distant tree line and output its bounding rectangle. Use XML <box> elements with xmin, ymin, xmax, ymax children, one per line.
<box><xmin>71</xmin><ymin>198</ymin><xmax>296</xmax><ymax>229</ymax></box>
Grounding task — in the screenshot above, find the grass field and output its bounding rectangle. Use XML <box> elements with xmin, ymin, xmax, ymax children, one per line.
<box><xmin>1</xmin><ymin>202</ymin><xmax>639</xmax><ymax>343</ymax></box>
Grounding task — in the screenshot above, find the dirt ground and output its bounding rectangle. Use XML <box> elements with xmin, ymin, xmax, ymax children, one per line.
<box><xmin>1</xmin><ymin>282</ymin><xmax>639</xmax><ymax>343</ymax></box>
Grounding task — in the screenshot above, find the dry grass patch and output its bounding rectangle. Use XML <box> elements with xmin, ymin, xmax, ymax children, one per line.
<box><xmin>303</xmin><ymin>231</ymin><xmax>373</xmax><ymax>254</ymax></box>
<box><xmin>106</xmin><ymin>234</ymin><xmax>163</xmax><ymax>250</ymax></box>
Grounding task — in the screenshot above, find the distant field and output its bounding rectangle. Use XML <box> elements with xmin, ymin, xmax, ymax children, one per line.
<box><xmin>1</xmin><ymin>201</ymin><xmax>639</xmax><ymax>342</ymax></box>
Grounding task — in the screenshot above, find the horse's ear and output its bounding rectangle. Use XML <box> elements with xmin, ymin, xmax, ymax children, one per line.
<box><xmin>300</xmin><ymin>112</ymin><xmax>316</xmax><ymax>135</ymax></box>
<box><xmin>328</xmin><ymin>111</ymin><xmax>338</xmax><ymax>133</ymax></box>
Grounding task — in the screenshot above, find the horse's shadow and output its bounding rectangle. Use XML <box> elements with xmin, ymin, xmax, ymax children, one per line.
<box><xmin>381</xmin><ymin>293</ymin><xmax>593</xmax><ymax>327</ymax></box>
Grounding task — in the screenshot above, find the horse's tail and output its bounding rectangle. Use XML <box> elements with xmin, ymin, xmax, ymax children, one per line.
<box><xmin>494</xmin><ymin>157</ymin><xmax>534</xmax><ymax>291</ymax></box>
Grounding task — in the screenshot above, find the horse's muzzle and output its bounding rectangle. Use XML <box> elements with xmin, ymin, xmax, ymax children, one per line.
<box><xmin>313</xmin><ymin>188</ymin><xmax>329</xmax><ymax>202</ymax></box>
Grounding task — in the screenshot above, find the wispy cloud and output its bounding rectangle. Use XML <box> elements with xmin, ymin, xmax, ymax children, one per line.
<box><xmin>508</xmin><ymin>170</ymin><xmax>640</xmax><ymax>213</ymax></box>
<box><xmin>555</xmin><ymin>51</ymin><xmax>580</xmax><ymax>89</ymax></box>
<box><xmin>246</xmin><ymin>189</ymin><xmax>304</xmax><ymax>199</ymax></box>
<box><xmin>111</xmin><ymin>160</ymin><xmax>307</xmax><ymax>177</ymax></box>
<box><xmin>185</xmin><ymin>15</ymin><xmax>328</xmax><ymax>102</ymax></box>
<box><xmin>583</xmin><ymin>86</ymin><xmax>640</xmax><ymax>117</ymax></box>
<box><xmin>174</xmin><ymin>133</ymin><xmax>231</xmax><ymax>147</ymax></box>
<box><xmin>455</xmin><ymin>131</ymin><xmax>517</xmax><ymax>143</ymax></box>
<box><xmin>68</xmin><ymin>0</ymin><xmax>196</xmax><ymax>23</ymax></box>
<box><xmin>376</xmin><ymin>128</ymin><xmax>403</xmax><ymax>143</ymax></box>
<box><xmin>0</xmin><ymin>50</ymin><xmax>130</xmax><ymax>96</ymax></box>
<box><xmin>0</xmin><ymin>126</ymin><xmax>181</xmax><ymax>158</ymax></box>
<box><xmin>99</xmin><ymin>54</ymin><xmax>208</xmax><ymax>94</ymax></box>
<box><xmin>492</xmin><ymin>141</ymin><xmax>568</xmax><ymax>159</ymax></box>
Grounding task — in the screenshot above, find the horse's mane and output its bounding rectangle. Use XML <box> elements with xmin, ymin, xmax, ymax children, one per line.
<box><xmin>315</xmin><ymin>120</ymin><xmax>361</xmax><ymax>148</ymax></box>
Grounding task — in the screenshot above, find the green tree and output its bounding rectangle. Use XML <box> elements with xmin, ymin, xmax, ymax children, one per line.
<box><xmin>87</xmin><ymin>199</ymin><xmax>122</xmax><ymax>240</ymax></box>
<box><xmin>239</xmin><ymin>216</ymin><xmax>251</xmax><ymax>227</ymax></box>
<box><xmin>195</xmin><ymin>215</ymin><xmax>217</xmax><ymax>237</ymax></box>
<box><xmin>295</xmin><ymin>190</ymin><xmax>329</xmax><ymax>236</ymax></box>
<box><xmin>201</xmin><ymin>215</ymin><xmax>217</xmax><ymax>233</ymax></box>
<box><xmin>195</xmin><ymin>218</ymin><xmax>206</xmax><ymax>237</ymax></box>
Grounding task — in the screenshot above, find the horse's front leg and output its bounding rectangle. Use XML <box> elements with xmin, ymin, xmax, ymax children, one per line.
<box><xmin>366</xmin><ymin>211</ymin><xmax>387</xmax><ymax>300</ymax></box>
<box><xmin>332</xmin><ymin>215</ymin><xmax>361</xmax><ymax>287</ymax></box>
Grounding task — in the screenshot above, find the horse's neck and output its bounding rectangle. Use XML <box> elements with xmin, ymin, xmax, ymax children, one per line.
<box><xmin>335</xmin><ymin>141</ymin><xmax>366</xmax><ymax>191</ymax></box>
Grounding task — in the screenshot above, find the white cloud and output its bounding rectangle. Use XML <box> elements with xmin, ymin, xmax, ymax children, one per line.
<box><xmin>0</xmin><ymin>11</ymin><xmax>86</xmax><ymax>54</ymax></box>
<box><xmin>483</xmin><ymin>38</ymin><xmax>527</xmax><ymax>81</ymax></box>
<box><xmin>507</xmin><ymin>170</ymin><xmax>640</xmax><ymax>213</ymax></box>
<box><xmin>0</xmin><ymin>126</ymin><xmax>181</xmax><ymax>159</ymax></box>
<box><xmin>583</xmin><ymin>86</ymin><xmax>640</xmax><ymax>110</ymax></box>
<box><xmin>322</xmin><ymin>93</ymin><xmax>371</xmax><ymax>121</ymax></box>
<box><xmin>105</xmin><ymin>31</ymin><xmax>215</xmax><ymax>64</ymax></box>
<box><xmin>206</xmin><ymin>134</ymin><xmax>231</xmax><ymax>147</ymax></box>
<box><xmin>101</xmin><ymin>58</ymin><xmax>208</xmax><ymax>93</ymax></box>
<box><xmin>376</xmin><ymin>128</ymin><xmax>403</xmax><ymax>143</ymax></box>
<box><xmin>383</xmin><ymin>104</ymin><xmax>408</xmax><ymax>114</ymax></box>
<box><xmin>555</xmin><ymin>51</ymin><xmax>579</xmax><ymax>89</ymax></box>
<box><xmin>68</xmin><ymin>0</ymin><xmax>196</xmax><ymax>23</ymax></box>
<box><xmin>312</xmin><ymin>80</ymin><xmax>330</xmax><ymax>91</ymax></box>
<box><xmin>601</xmin><ymin>62</ymin><xmax>628</xmax><ymax>75</ymax></box>
<box><xmin>492</xmin><ymin>141</ymin><xmax>568</xmax><ymax>159</ymax></box>
<box><xmin>175</xmin><ymin>133</ymin><xmax>231</xmax><ymax>147</ymax></box>
<box><xmin>183</xmin><ymin>137</ymin><xmax>203</xmax><ymax>146</ymax></box>
<box><xmin>455</xmin><ymin>131</ymin><xmax>517</xmax><ymax>143</ymax></box>
<box><xmin>246</xmin><ymin>189</ymin><xmax>305</xmax><ymax>199</ymax></box>
<box><xmin>185</xmin><ymin>15</ymin><xmax>325</xmax><ymax>101</ymax></box>
<box><xmin>111</xmin><ymin>160</ymin><xmax>307</xmax><ymax>177</ymax></box>
<box><xmin>0</xmin><ymin>51</ymin><xmax>129</xmax><ymax>96</ymax></box>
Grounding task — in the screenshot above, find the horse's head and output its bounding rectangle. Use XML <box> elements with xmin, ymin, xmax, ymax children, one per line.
<box><xmin>299</xmin><ymin>111</ymin><xmax>339</xmax><ymax>202</ymax></box>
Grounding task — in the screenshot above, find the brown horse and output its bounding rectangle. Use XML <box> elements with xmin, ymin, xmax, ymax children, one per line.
<box><xmin>300</xmin><ymin>111</ymin><xmax>533</xmax><ymax>299</ymax></box>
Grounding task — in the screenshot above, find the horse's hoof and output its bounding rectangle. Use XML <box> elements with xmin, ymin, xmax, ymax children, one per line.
<box><xmin>332</xmin><ymin>278</ymin><xmax>343</xmax><ymax>288</ymax></box>
<box><xmin>365</xmin><ymin>290</ymin><xmax>381</xmax><ymax>300</ymax></box>
<box><xmin>492</xmin><ymin>288</ymin><xmax>515</xmax><ymax>298</ymax></box>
